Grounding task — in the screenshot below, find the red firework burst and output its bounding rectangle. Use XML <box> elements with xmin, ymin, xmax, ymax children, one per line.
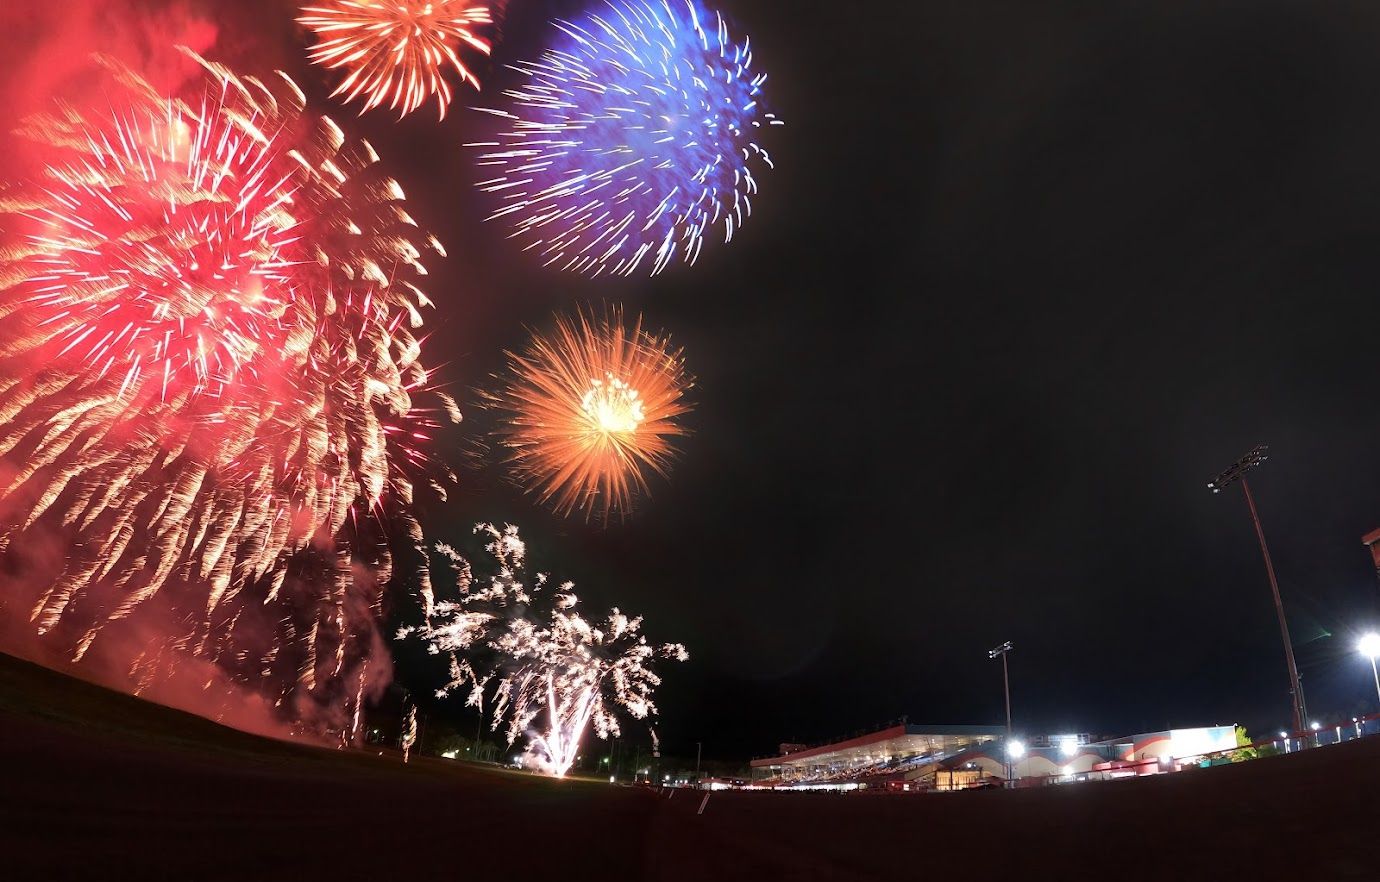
<box><xmin>23</xmin><ymin>96</ymin><xmax>301</xmax><ymax>401</ymax></box>
<box><xmin>0</xmin><ymin>52</ymin><xmax>456</xmax><ymax>739</ymax></box>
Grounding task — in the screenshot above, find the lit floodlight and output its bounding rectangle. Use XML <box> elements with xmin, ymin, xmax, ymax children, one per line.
<box><xmin>1007</xmin><ymin>740</ymin><xmax>1025</xmax><ymax>758</ymax></box>
<box><xmin>1207</xmin><ymin>445</ymin><xmax>1269</xmax><ymax>493</ymax></box>
<box><xmin>1360</xmin><ymin>633</ymin><xmax>1380</xmax><ymax>706</ymax></box>
<box><xmin>1060</xmin><ymin>738</ymin><xmax>1078</xmax><ymax>758</ymax></box>
<box><xmin>1359</xmin><ymin>633</ymin><xmax>1380</xmax><ymax>660</ymax></box>
<box><xmin>1061</xmin><ymin>765</ymin><xmax>1074</xmax><ymax>776</ymax></box>
<box><xmin>1310</xmin><ymin>721</ymin><xmax>1321</xmax><ymax>731</ymax></box>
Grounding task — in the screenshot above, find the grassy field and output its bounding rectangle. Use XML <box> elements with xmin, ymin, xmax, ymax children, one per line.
<box><xmin>2</xmin><ymin>651</ymin><xmax>1377</xmax><ymax>880</ymax></box>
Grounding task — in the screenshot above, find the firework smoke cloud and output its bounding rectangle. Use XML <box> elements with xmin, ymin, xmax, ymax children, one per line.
<box><xmin>400</xmin><ymin>523</ymin><xmax>687</xmax><ymax>777</ymax></box>
<box><xmin>472</xmin><ymin>0</ymin><xmax>783</xmax><ymax>277</ymax></box>
<box><xmin>0</xmin><ymin>48</ymin><xmax>458</xmax><ymax>739</ymax></box>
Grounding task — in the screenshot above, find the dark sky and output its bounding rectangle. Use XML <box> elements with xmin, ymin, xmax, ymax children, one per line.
<box><xmin>214</xmin><ymin>0</ymin><xmax>1380</xmax><ymax>759</ymax></box>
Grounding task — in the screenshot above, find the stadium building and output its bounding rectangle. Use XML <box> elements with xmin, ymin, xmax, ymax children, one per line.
<box><xmin>750</xmin><ymin>722</ymin><xmax>1238</xmax><ymax>791</ymax></box>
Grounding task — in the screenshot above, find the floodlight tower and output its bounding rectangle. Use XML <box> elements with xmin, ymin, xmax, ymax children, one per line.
<box><xmin>989</xmin><ymin>640</ymin><xmax>1014</xmax><ymax>783</ymax></box>
<box><xmin>1207</xmin><ymin>445</ymin><xmax>1305</xmax><ymax>736</ymax></box>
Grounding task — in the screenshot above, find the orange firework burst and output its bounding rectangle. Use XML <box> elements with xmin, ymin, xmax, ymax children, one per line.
<box><xmin>298</xmin><ymin>0</ymin><xmax>492</xmax><ymax>119</ymax></box>
<box><xmin>489</xmin><ymin>307</ymin><xmax>692</xmax><ymax>521</ymax></box>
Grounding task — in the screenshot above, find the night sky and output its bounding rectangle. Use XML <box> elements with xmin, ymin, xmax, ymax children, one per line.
<box><xmin>20</xmin><ymin>0</ymin><xmax>1380</xmax><ymax>760</ymax></box>
<box><xmin>416</xmin><ymin>0</ymin><xmax>1380</xmax><ymax>758</ymax></box>
<box><xmin>364</xmin><ymin>0</ymin><xmax>1380</xmax><ymax>759</ymax></box>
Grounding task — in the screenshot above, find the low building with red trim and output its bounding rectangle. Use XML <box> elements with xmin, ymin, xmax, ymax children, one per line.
<box><xmin>749</xmin><ymin>722</ymin><xmax>1237</xmax><ymax>790</ymax></box>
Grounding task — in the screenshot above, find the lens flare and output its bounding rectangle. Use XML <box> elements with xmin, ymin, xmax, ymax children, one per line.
<box><xmin>0</xmin><ymin>52</ymin><xmax>457</xmax><ymax>739</ymax></box>
<box><xmin>298</xmin><ymin>0</ymin><xmax>493</xmax><ymax>119</ymax></box>
<box><xmin>400</xmin><ymin>524</ymin><xmax>687</xmax><ymax>777</ymax></box>
<box><xmin>471</xmin><ymin>0</ymin><xmax>783</xmax><ymax>276</ymax></box>
<box><xmin>486</xmin><ymin>306</ymin><xmax>692</xmax><ymax>521</ymax></box>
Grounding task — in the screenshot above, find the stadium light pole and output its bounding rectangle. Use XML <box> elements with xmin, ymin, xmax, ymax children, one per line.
<box><xmin>1207</xmin><ymin>445</ymin><xmax>1305</xmax><ymax>736</ymax></box>
<box><xmin>988</xmin><ymin>641</ymin><xmax>1014</xmax><ymax>784</ymax></box>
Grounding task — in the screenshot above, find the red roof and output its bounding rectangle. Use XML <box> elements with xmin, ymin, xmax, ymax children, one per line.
<box><xmin>750</xmin><ymin>725</ymin><xmax>908</xmax><ymax>768</ymax></box>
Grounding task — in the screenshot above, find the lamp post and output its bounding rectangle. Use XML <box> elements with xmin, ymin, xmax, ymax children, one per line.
<box><xmin>1359</xmin><ymin>633</ymin><xmax>1380</xmax><ymax>708</ymax></box>
<box><xmin>1207</xmin><ymin>445</ymin><xmax>1305</xmax><ymax>736</ymax></box>
<box><xmin>988</xmin><ymin>640</ymin><xmax>1014</xmax><ymax>784</ymax></box>
<box><xmin>1007</xmin><ymin>738</ymin><xmax>1025</xmax><ymax>782</ymax></box>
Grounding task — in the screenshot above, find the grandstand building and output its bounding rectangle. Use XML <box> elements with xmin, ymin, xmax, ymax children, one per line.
<box><xmin>750</xmin><ymin>723</ymin><xmax>1005</xmax><ymax>789</ymax></box>
<box><xmin>750</xmin><ymin>722</ymin><xmax>1237</xmax><ymax>790</ymax></box>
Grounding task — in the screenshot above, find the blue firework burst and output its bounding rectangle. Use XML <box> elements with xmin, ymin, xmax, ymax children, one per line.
<box><xmin>472</xmin><ymin>0</ymin><xmax>782</xmax><ymax>277</ymax></box>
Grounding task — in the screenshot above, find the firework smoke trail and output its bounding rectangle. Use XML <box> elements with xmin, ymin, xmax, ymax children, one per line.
<box><xmin>298</xmin><ymin>0</ymin><xmax>493</xmax><ymax>120</ymax></box>
<box><xmin>0</xmin><ymin>51</ymin><xmax>458</xmax><ymax>738</ymax></box>
<box><xmin>471</xmin><ymin>0</ymin><xmax>783</xmax><ymax>277</ymax></box>
<box><xmin>400</xmin><ymin>524</ymin><xmax>687</xmax><ymax>777</ymax></box>
<box><xmin>485</xmin><ymin>306</ymin><xmax>691</xmax><ymax>521</ymax></box>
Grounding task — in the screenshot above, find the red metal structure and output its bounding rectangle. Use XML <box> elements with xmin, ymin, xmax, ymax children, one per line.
<box><xmin>1362</xmin><ymin>527</ymin><xmax>1380</xmax><ymax>577</ymax></box>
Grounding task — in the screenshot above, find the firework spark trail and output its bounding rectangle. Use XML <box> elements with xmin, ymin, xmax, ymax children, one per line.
<box><xmin>470</xmin><ymin>0</ymin><xmax>784</xmax><ymax>277</ymax></box>
<box><xmin>0</xmin><ymin>51</ymin><xmax>457</xmax><ymax>738</ymax></box>
<box><xmin>13</xmin><ymin>85</ymin><xmax>300</xmax><ymax>406</ymax></box>
<box><xmin>400</xmin><ymin>524</ymin><xmax>687</xmax><ymax>777</ymax></box>
<box><xmin>401</xmin><ymin>704</ymin><xmax>418</xmax><ymax>761</ymax></box>
<box><xmin>298</xmin><ymin>0</ymin><xmax>493</xmax><ymax>120</ymax></box>
<box><xmin>486</xmin><ymin>305</ymin><xmax>692</xmax><ymax>521</ymax></box>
